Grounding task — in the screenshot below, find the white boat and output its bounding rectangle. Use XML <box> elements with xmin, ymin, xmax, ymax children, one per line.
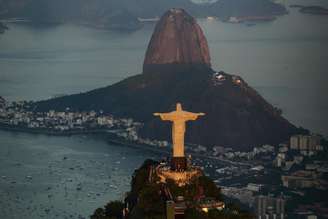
<box><xmin>138</xmin><ymin>17</ymin><xmax>160</xmax><ymax>22</ymax></box>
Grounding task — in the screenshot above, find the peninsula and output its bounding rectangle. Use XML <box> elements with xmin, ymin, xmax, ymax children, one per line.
<box><xmin>32</xmin><ymin>9</ymin><xmax>301</xmax><ymax>150</ymax></box>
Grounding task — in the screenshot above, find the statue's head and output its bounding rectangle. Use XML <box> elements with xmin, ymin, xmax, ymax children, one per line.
<box><xmin>176</xmin><ymin>103</ymin><xmax>182</xmax><ymax>111</ymax></box>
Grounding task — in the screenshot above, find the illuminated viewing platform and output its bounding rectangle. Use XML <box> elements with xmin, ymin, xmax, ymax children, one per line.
<box><xmin>156</xmin><ymin>161</ymin><xmax>203</xmax><ymax>186</ymax></box>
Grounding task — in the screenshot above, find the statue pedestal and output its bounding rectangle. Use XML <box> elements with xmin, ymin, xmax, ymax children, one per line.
<box><xmin>171</xmin><ymin>157</ymin><xmax>187</xmax><ymax>171</ymax></box>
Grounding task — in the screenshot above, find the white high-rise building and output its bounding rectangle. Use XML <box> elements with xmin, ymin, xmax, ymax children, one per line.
<box><xmin>290</xmin><ymin>135</ymin><xmax>322</xmax><ymax>153</ymax></box>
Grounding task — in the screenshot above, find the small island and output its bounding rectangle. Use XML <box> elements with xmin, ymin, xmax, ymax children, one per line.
<box><xmin>299</xmin><ymin>6</ymin><xmax>328</xmax><ymax>15</ymax></box>
<box><xmin>289</xmin><ymin>4</ymin><xmax>328</xmax><ymax>15</ymax></box>
<box><xmin>82</xmin><ymin>10</ymin><xmax>143</xmax><ymax>32</ymax></box>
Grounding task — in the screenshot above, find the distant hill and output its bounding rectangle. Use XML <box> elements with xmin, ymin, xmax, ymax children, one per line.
<box><xmin>0</xmin><ymin>0</ymin><xmax>287</xmax><ymax>22</ymax></box>
<box><xmin>120</xmin><ymin>0</ymin><xmax>287</xmax><ymax>18</ymax></box>
<box><xmin>34</xmin><ymin>9</ymin><xmax>299</xmax><ymax>150</ymax></box>
<box><xmin>0</xmin><ymin>0</ymin><xmax>143</xmax><ymax>30</ymax></box>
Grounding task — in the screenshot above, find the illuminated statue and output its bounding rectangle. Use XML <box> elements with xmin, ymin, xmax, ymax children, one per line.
<box><xmin>154</xmin><ymin>103</ymin><xmax>205</xmax><ymax>170</ymax></box>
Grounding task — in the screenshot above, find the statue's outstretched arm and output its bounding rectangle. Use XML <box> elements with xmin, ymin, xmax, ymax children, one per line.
<box><xmin>153</xmin><ymin>112</ymin><xmax>173</xmax><ymax>121</ymax></box>
<box><xmin>183</xmin><ymin>111</ymin><xmax>205</xmax><ymax>120</ymax></box>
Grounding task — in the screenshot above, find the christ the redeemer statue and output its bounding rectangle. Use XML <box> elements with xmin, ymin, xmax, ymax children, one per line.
<box><xmin>154</xmin><ymin>103</ymin><xmax>205</xmax><ymax>171</ymax></box>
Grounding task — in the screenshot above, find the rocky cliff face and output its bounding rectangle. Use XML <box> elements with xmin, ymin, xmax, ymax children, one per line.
<box><xmin>34</xmin><ymin>8</ymin><xmax>300</xmax><ymax>150</ymax></box>
<box><xmin>143</xmin><ymin>8</ymin><xmax>211</xmax><ymax>73</ymax></box>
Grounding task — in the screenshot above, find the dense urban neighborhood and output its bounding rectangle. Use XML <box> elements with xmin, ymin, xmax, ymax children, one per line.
<box><xmin>1</xmin><ymin>96</ymin><xmax>327</xmax><ymax>218</ymax></box>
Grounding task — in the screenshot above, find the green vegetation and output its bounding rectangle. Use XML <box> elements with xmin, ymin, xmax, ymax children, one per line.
<box><xmin>91</xmin><ymin>201</ymin><xmax>124</xmax><ymax>219</ymax></box>
<box><xmin>131</xmin><ymin>159</ymin><xmax>159</xmax><ymax>194</ymax></box>
<box><xmin>138</xmin><ymin>183</ymin><xmax>165</xmax><ymax>216</ymax></box>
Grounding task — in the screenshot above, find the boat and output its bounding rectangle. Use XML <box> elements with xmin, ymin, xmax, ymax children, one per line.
<box><xmin>138</xmin><ymin>17</ymin><xmax>160</xmax><ymax>22</ymax></box>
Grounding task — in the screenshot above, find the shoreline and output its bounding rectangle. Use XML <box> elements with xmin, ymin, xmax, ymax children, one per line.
<box><xmin>0</xmin><ymin>122</ymin><xmax>112</xmax><ymax>136</ymax></box>
<box><xmin>106</xmin><ymin>137</ymin><xmax>171</xmax><ymax>156</ymax></box>
<box><xmin>0</xmin><ymin>124</ymin><xmax>250</xmax><ymax>167</ymax></box>
<box><xmin>0</xmin><ymin>122</ymin><xmax>171</xmax><ymax>154</ymax></box>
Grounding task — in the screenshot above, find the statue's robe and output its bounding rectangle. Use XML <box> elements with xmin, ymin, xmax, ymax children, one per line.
<box><xmin>157</xmin><ymin>111</ymin><xmax>200</xmax><ymax>157</ymax></box>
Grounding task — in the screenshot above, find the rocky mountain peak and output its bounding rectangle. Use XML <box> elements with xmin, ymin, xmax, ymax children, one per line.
<box><xmin>143</xmin><ymin>8</ymin><xmax>211</xmax><ymax>73</ymax></box>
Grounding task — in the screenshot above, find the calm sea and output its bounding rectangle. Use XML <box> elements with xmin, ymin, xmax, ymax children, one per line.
<box><xmin>0</xmin><ymin>130</ymin><xmax>160</xmax><ymax>218</ymax></box>
<box><xmin>0</xmin><ymin>0</ymin><xmax>328</xmax><ymax>218</ymax></box>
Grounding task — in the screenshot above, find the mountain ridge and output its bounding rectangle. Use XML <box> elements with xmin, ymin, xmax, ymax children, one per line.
<box><xmin>34</xmin><ymin>65</ymin><xmax>298</xmax><ymax>150</ymax></box>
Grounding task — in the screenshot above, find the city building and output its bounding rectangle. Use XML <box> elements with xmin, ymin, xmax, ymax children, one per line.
<box><xmin>281</xmin><ymin>171</ymin><xmax>319</xmax><ymax>189</ymax></box>
<box><xmin>290</xmin><ymin>135</ymin><xmax>322</xmax><ymax>154</ymax></box>
<box><xmin>290</xmin><ymin>135</ymin><xmax>300</xmax><ymax>150</ymax></box>
<box><xmin>255</xmin><ymin>195</ymin><xmax>285</xmax><ymax>219</ymax></box>
<box><xmin>246</xmin><ymin>183</ymin><xmax>263</xmax><ymax>192</ymax></box>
